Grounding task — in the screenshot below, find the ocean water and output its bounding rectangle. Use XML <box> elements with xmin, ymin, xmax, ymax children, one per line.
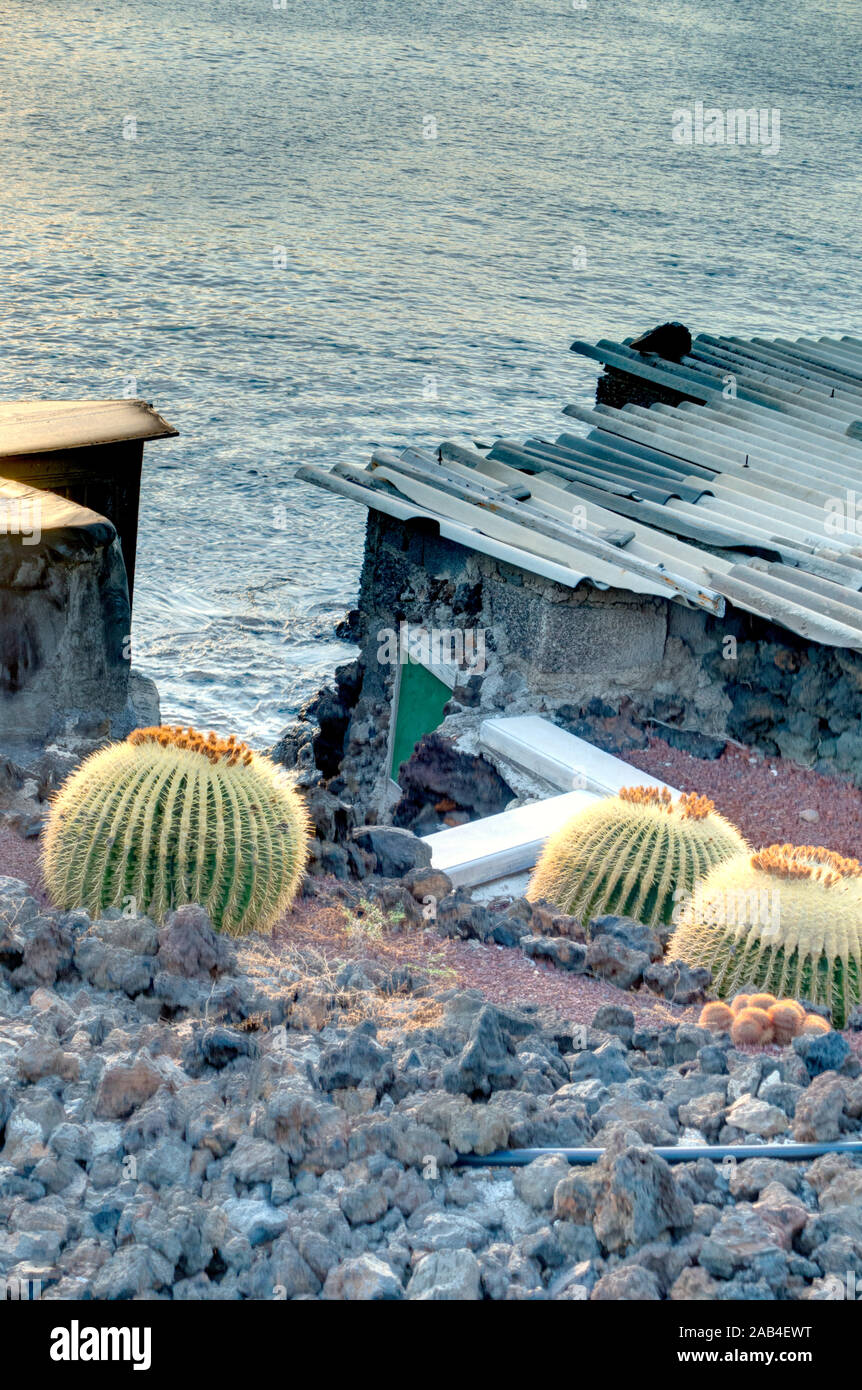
<box><xmin>1</xmin><ymin>0</ymin><xmax>860</xmax><ymax>746</ymax></box>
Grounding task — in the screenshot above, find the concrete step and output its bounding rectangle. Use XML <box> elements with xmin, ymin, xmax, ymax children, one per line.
<box><xmin>422</xmin><ymin>717</ymin><xmax>680</xmax><ymax>890</ymax></box>
<box><xmin>422</xmin><ymin>789</ymin><xmax>601</xmax><ymax>889</ymax></box>
<box><xmin>480</xmin><ymin>714</ymin><xmax>677</xmax><ymax>797</ymax></box>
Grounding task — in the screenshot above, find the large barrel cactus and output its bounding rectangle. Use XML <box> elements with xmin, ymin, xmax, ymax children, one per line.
<box><xmin>527</xmin><ymin>786</ymin><xmax>747</xmax><ymax>928</ymax></box>
<box><xmin>669</xmin><ymin>843</ymin><xmax>862</xmax><ymax>1027</ymax></box>
<box><xmin>43</xmin><ymin>725</ymin><xmax>310</xmax><ymax>936</ymax></box>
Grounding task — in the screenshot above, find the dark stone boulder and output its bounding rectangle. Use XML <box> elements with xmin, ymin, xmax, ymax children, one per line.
<box><xmin>591</xmin><ymin>1133</ymin><xmax>694</xmax><ymax>1253</ymax></box>
<box><xmin>316</xmin><ymin>1020</ymin><xmax>395</xmax><ymax>1095</ymax></box>
<box><xmin>157</xmin><ymin>904</ymin><xmax>230</xmax><ymax>979</ymax></box>
<box><xmin>392</xmin><ymin>732</ymin><xmax>513</xmax><ymax>834</ymax></box>
<box><xmin>443</xmin><ymin>1005</ymin><xmax>523</xmax><ymax>1098</ymax></box>
<box><xmin>435</xmin><ymin>891</ymin><xmax>493</xmax><ymax>942</ymax></box>
<box><xmin>591</xmin><ymin>1004</ymin><xmax>635</xmax><ymax>1047</ymax></box>
<box><xmin>586</xmin><ymin>936</ymin><xmax>650</xmax><ymax>991</ymax></box>
<box><xmin>521</xmin><ymin>935</ymin><xmax>588</xmax><ymax>973</ymax></box>
<box><xmin>350</xmin><ymin>825</ymin><xmax>432</xmax><ymax>879</ymax></box>
<box><xmin>588</xmin><ymin>914</ymin><xmax>662</xmax><ymax>962</ymax></box>
<box><xmin>184</xmin><ymin>1025</ymin><xmax>259</xmax><ymax>1073</ymax></box>
<box><xmin>643</xmin><ymin>959</ymin><xmax>712</xmax><ymax>1006</ymax></box>
<box><xmin>793</xmin><ymin>1030</ymin><xmax>851</xmax><ymax>1079</ymax></box>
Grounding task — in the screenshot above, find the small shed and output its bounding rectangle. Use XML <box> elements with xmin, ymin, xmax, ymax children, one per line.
<box><xmin>300</xmin><ymin>327</ymin><xmax>862</xmax><ymax>828</ymax></box>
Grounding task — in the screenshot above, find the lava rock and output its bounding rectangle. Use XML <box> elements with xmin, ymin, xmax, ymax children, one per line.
<box><xmin>322</xmin><ymin>1253</ymin><xmax>403</xmax><ymax>1300</ymax></box>
<box><xmin>316</xmin><ymin>1021</ymin><xmax>394</xmax><ymax>1095</ymax></box>
<box><xmin>93</xmin><ymin>1057</ymin><xmax>163</xmax><ymax>1120</ymax></box>
<box><xmin>591</xmin><ymin>1264</ymin><xmax>662</xmax><ymax>1300</ymax></box>
<box><xmin>590</xmin><ymin>1004</ymin><xmax>635</xmax><ymax>1046</ymax></box>
<box><xmin>193</xmin><ymin>1026</ymin><xmax>259</xmax><ymax>1071</ymax></box>
<box><xmin>643</xmin><ymin>959</ymin><xmax>712</xmax><ymax>1005</ymax></box>
<box><xmin>792</xmin><ymin>1074</ymin><xmax>847</xmax><ymax>1142</ymax></box>
<box><xmin>793</xmin><ymin>1030</ymin><xmax>851</xmax><ymax>1079</ymax></box>
<box><xmin>725</xmin><ymin>1096</ymin><xmax>789</xmax><ymax>1139</ymax></box>
<box><xmin>521</xmin><ymin>935</ymin><xmax>588</xmax><ymax>972</ymax></box>
<box><xmin>157</xmin><ymin>904</ymin><xmax>229</xmax><ymax>978</ymax></box>
<box><xmin>350</xmin><ymin>826</ymin><xmax>432</xmax><ymax>879</ymax></box>
<box><xmin>585</xmin><ymin>936</ymin><xmax>650</xmax><ymax>991</ymax></box>
<box><xmin>589</xmin><ymin>914</ymin><xmax>662</xmax><ymax>961</ymax></box>
<box><xmin>592</xmin><ymin>1137</ymin><xmax>694</xmax><ymax>1252</ymax></box>
<box><xmin>443</xmin><ymin>1005</ymin><xmax>522</xmax><ymax>1098</ymax></box>
<box><xmin>699</xmin><ymin>1207</ymin><xmax>788</xmax><ymax>1291</ymax></box>
<box><xmin>406</xmin><ymin>1249</ymin><xmax>481</xmax><ymax>1301</ymax></box>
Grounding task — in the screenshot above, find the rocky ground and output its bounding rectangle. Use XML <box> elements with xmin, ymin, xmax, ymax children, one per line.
<box><xmin>2</xmin><ymin>869</ymin><xmax>862</xmax><ymax>1302</ymax></box>
<box><xmin>622</xmin><ymin>736</ymin><xmax>862</xmax><ymax>860</ymax></box>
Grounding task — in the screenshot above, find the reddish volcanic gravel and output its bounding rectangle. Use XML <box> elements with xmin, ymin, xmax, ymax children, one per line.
<box><xmin>0</xmin><ymin>828</ymin><xmax>48</xmax><ymax>905</ymax></box>
<box><xmin>0</xmin><ymin>829</ymin><xmax>693</xmax><ymax>1030</ymax></box>
<box><xmin>3</xmin><ymin>734</ymin><xmax>861</xmax><ymax>1042</ymax></box>
<box><xmin>621</xmin><ymin>736</ymin><xmax>862</xmax><ymax>859</ymax></box>
<box><xmin>444</xmin><ymin>936</ymin><xmax>698</xmax><ymax>1030</ymax></box>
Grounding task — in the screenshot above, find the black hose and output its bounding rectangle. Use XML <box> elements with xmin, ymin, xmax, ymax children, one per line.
<box><xmin>457</xmin><ymin>1141</ymin><xmax>862</xmax><ymax>1167</ymax></box>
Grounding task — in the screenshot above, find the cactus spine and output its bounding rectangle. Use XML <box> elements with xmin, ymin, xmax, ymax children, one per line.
<box><xmin>669</xmin><ymin>843</ymin><xmax>862</xmax><ymax>1027</ymax></box>
<box><xmin>527</xmin><ymin>786</ymin><xmax>747</xmax><ymax>928</ymax></box>
<box><xmin>43</xmin><ymin>726</ymin><xmax>310</xmax><ymax>936</ymax></box>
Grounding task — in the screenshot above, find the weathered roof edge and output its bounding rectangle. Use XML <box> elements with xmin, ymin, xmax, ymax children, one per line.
<box><xmin>0</xmin><ymin>399</ymin><xmax>178</xmax><ymax>457</ymax></box>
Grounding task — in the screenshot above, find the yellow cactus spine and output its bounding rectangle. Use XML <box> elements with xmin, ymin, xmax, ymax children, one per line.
<box><xmin>42</xmin><ymin>725</ymin><xmax>310</xmax><ymax>936</ymax></box>
<box><xmin>527</xmin><ymin>785</ymin><xmax>748</xmax><ymax>929</ymax></box>
<box><xmin>668</xmin><ymin>843</ymin><xmax>862</xmax><ymax>1028</ymax></box>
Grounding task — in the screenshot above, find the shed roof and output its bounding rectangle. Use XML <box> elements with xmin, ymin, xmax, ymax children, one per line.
<box><xmin>0</xmin><ymin>399</ymin><xmax>177</xmax><ymax>457</ymax></box>
<box><xmin>299</xmin><ymin>331</ymin><xmax>862</xmax><ymax>653</ymax></box>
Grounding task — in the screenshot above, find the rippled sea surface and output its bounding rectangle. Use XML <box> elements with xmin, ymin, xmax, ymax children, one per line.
<box><xmin>1</xmin><ymin>0</ymin><xmax>860</xmax><ymax>745</ymax></box>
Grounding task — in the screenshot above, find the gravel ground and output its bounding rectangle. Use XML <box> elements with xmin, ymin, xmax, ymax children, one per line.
<box><xmin>5</xmin><ymin>734</ymin><xmax>860</xmax><ymax>1040</ymax></box>
<box><xmin>621</xmin><ymin>736</ymin><xmax>862</xmax><ymax>858</ymax></box>
<box><xmin>0</xmin><ymin>829</ymin><xmax>47</xmax><ymax>904</ymax></box>
<box><xmin>0</xmin><ymin>831</ymin><xmax>697</xmax><ymax>1033</ymax></box>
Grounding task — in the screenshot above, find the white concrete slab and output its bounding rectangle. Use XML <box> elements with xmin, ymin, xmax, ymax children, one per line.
<box><xmin>422</xmin><ymin>789</ymin><xmax>601</xmax><ymax>889</ymax></box>
<box><xmin>480</xmin><ymin>715</ymin><xmax>678</xmax><ymax>797</ymax></box>
<box><xmin>470</xmin><ymin>871</ymin><xmax>532</xmax><ymax>903</ymax></box>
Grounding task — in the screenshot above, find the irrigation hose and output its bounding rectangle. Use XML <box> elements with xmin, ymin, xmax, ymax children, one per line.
<box><xmin>456</xmin><ymin>1141</ymin><xmax>862</xmax><ymax>1167</ymax></box>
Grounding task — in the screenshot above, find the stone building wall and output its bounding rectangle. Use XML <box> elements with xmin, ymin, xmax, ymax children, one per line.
<box><xmin>317</xmin><ymin>509</ymin><xmax>862</xmax><ymax>827</ymax></box>
<box><xmin>0</xmin><ymin>483</ymin><xmax>159</xmax><ymax>760</ymax></box>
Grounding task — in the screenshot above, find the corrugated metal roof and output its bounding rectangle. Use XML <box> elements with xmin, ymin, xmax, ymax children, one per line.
<box><xmin>0</xmin><ymin>399</ymin><xmax>177</xmax><ymax>456</ymax></box>
<box><xmin>299</xmin><ymin>331</ymin><xmax>862</xmax><ymax>653</ymax></box>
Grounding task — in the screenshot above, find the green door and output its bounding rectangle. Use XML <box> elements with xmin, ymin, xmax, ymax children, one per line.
<box><xmin>390</xmin><ymin>658</ymin><xmax>451</xmax><ymax>783</ymax></box>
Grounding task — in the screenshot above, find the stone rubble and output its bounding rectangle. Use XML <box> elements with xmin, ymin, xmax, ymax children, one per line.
<box><xmin>1</xmin><ymin>873</ymin><xmax>861</xmax><ymax>1302</ymax></box>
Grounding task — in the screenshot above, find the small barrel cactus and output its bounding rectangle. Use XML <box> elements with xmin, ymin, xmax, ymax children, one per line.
<box><xmin>700</xmin><ymin>992</ymin><xmax>825</xmax><ymax>1046</ymax></box>
<box><xmin>527</xmin><ymin>786</ymin><xmax>747</xmax><ymax>929</ymax></box>
<box><xmin>698</xmin><ymin>1000</ymin><xmax>734</xmax><ymax>1033</ymax></box>
<box><xmin>731</xmin><ymin>1005</ymin><xmax>774</xmax><ymax>1046</ymax></box>
<box><xmin>669</xmin><ymin>843</ymin><xmax>862</xmax><ymax>1027</ymax></box>
<box><xmin>800</xmin><ymin>1014</ymin><xmax>831</xmax><ymax>1036</ymax></box>
<box><xmin>768</xmin><ymin>999</ymin><xmax>806</xmax><ymax>1044</ymax></box>
<box><xmin>43</xmin><ymin>725</ymin><xmax>310</xmax><ymax>936</ymax></box>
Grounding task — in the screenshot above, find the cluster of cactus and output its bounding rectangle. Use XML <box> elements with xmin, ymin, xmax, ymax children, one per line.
<box><xmin>43</xmin><ymin>725</ymin><xmax>310</xmax><ymax>936</ymax></box>
<box><xmin>670</xmin><ymin>843</ymin><xmax>862</xmax><ymax>1028</ymax></box>
<box><xmin>527</xmin><ymin>785</ymin><xmax>748</xmax><ymax>928</ymax></box>
<box><xmin>699</xmin><ymin>992</ymin><xmax>831</xmax><ymax>1047</ymax></box>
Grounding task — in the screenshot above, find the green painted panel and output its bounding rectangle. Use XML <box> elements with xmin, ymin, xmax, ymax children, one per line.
<box><xmin>390</xmin><ymin>658</ymin><xmax>451</xmax><ymax>782</ymax></box>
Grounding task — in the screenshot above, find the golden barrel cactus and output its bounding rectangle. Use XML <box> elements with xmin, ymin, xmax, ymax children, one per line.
<box><xmin>669</xmin><ymin>843</ymin><xmax>862</xmax><ymax>1028</ymax></box>
<box><xmin>527</xmin><ymin>786</ymin><xmax>747</xmax><ymax>928</ymax></box>
<box><xmin>43</xmin><ymin>725</ymin><xmax>310</xmax><ymax>936</ymax></box>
